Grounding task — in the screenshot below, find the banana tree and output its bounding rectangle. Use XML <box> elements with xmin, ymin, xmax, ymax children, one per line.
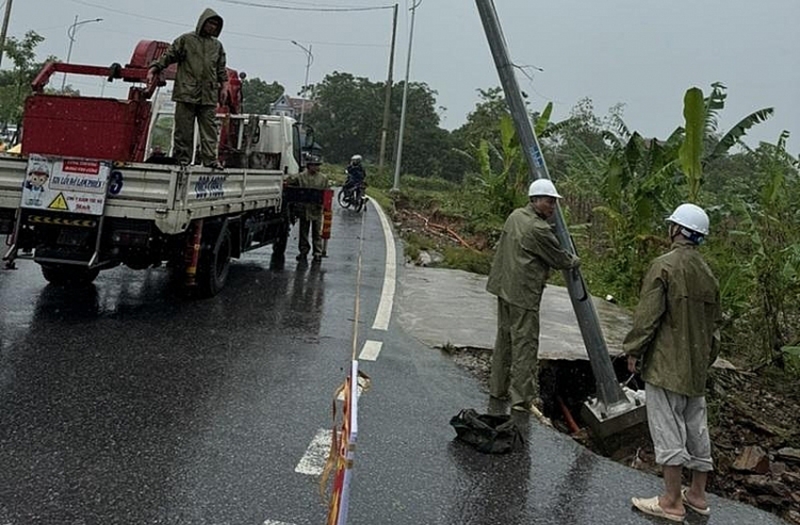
<box><xmin>679</xmin><ymin>82</ymin><xmax>774</xmax><ymax>201</ymax></box>
<box><xmin>453</xmin><ymin>102</ymin><xmax>573</xmax><ymax>220</ymax></box>
<box><xmin>722</xmin><ymin>131</ymin><xmax>800</xmax><ymax>364</ymax></box>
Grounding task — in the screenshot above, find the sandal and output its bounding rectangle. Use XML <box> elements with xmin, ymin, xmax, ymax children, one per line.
<box><xmin>631</xmin><ymin>496</ymin><xmax>685</xmax><ymax>522</ymax></box>
<box><xmin>681</xmin><ymin>487</ymin><xmax>711</xmax><ymax>516</ymax></box>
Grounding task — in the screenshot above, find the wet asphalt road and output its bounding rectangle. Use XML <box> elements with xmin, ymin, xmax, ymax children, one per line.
<box><xmin>0</xmin><ymin>200</ymin><xmax>787</xmax><ymax>525</ymax></box>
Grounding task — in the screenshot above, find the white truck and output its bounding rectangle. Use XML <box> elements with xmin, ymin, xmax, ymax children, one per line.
<box><xmin>0</xmin><ymin>39</ymin><xmax>328</xmax><ymax>296</ymax></box>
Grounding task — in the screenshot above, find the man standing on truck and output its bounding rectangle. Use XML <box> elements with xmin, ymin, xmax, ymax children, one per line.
<box><xmin>146</xmin><ymin>8</ymin><xmax>229</xmax><ymax>169</ymax></box>
<box><xmin>288</xmin><ymin>156</ymin><xmax>328</xmax><ymax>263</ymax></box>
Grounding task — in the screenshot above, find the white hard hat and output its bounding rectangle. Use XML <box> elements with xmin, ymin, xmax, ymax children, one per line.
<box><xmin>528</xmin><ymin>179</ymin><xmax>562</xmax><ymax>198</ymax></box>
<box><xmin>351</xmin><ymin>154</ymin><xmax>362</xmax><ymax>163</ymax></box>
<box><xmin>666</xmin><ymin>203</ymin><xmax>709</xmax><ymax>236</ymax></box>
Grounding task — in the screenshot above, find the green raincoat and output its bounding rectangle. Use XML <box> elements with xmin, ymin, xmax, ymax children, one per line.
<box><xmin>486</xmin><ymin>204</ymin><xmax>577</xmax><ymax>310</ymax></box>
<box><xmin>151</xmin><ymin>8</ymin><xmax>227</xmax><ymax>106</ymax></box>
<box><xmin>623</xmin><ymin>240</ymin><xmax>722</xmax><ymax>397</ymax></box>
<box><xmin>486</xmin><ymin>203</ymin><xmax>578</xmax><ymax>408</ymax></box>
<box><xmin>288</xmin><ymin>170</ymin><xmax>329</xmax><ymax>220</ymax></box>
<box><xmin>286</xmin><ymin>168</ymin><xmax>328</xmax><ymax>258</ymax></box>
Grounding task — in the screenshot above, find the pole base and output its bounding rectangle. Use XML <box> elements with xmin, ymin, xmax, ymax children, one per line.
<box><xmin>581</xmin><ymin>387</ymin><xmax>647</xmax><ymax>439</ymax></box>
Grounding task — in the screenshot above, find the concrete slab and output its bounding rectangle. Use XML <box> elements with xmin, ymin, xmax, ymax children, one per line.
<box><xmin>397</xmin><ymin>265</ymin><xmax>632</xmax><ymax>361</ymax></box>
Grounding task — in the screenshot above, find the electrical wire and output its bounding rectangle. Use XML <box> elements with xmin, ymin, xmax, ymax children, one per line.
<box><xmin>218</xmin><ymin>0</ymin><xmax>395</xmax><ymax>12</ymax></box>
<box><xmin>66</xmin><ymin>0</ymin><xmax>388</xmax><ymax>48</ymax></box>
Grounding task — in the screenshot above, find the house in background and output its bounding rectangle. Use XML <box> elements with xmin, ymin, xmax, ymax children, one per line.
<box><xmin>269</xmin><ymin>93</ymin><xmax>314</xmax><ymax>120</ymax></box>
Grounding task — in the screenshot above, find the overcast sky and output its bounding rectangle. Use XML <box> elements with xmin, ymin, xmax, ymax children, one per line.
<box><xmin>4</xmin><ymin>0</ymin><xmax>799</xmax><ymax>153</ymax></box>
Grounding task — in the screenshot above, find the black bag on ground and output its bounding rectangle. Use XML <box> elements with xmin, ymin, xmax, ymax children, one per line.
<box><xmin>449</xmin><ymin>408</ymin><xmax>523</xmax><ymax>454</ymax></box>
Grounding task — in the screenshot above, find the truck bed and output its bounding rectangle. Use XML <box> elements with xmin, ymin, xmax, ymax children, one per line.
<box><xmin>0</xmin><ymin>155</ymin><xmax>285</xmax><ymax>235</ymax></box>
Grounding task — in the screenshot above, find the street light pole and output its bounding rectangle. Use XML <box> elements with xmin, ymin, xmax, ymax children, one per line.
<box><xmin>392</xmin><ymin>0</ymin><xmax>422</xmax><ymax>192</ymax></box>
<box><xmin>378</xmin><ymin>3</ymin><xmax>399</xmax><ymax>173</ymax></box>
<box><xmin>61</xmin><ymin>15</ymin><xmax>103</xmax><ymax>92</ymax></box>
<box><xmin>291</xmin><ymin>40</ymin><xmax>313</xmax><ymax>124</ymax></box>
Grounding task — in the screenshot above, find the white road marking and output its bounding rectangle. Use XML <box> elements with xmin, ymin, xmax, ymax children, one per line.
<box><xmin>263</xmin><ymin>520</ymin><xmax>295</xmax><ymax>525</ymax></box>
<box><xmin>371</xmin><ymin>199</ymin><xmax>396</xmax><ymax>331</ymax></box>
<box><xmin>358</xmin><ymin>339</ymin><xmax>383</xmax><ymax>361</ymax></box>
<box><xmin>294</xmin><ymin>428</ymin><xmax>332</xmax><ymax>476</ymax></box>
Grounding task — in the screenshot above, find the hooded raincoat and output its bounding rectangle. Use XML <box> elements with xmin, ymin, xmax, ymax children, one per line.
<box><xmin>151</xmin><ymin>8</ymin><xmax>228</xmax><ymax>106</ymax></box>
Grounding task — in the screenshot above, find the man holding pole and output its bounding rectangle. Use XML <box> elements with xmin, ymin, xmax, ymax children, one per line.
<box><xmin>486</xmin><ymin>179</ymin><xmax>580</xmax><ymax>416</ymax></box>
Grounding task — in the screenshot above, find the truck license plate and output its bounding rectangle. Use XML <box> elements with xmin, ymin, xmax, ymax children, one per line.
<box><xmin>57</xmin><ymin>229</ymin><xmax>90</xmax><ymax>246</ymax></box>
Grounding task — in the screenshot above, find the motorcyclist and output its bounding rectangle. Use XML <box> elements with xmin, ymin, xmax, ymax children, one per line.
<box><xmin>343</xmin><ymin>154</ymin><xmax>366</xmax><ymax>197</ymax></box>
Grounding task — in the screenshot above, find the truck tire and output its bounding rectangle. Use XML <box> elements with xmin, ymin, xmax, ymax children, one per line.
<box><xmin>40</xmin><ymin>264</ymin><xmax>99</xmax><ymax>285</ymax></box>
<box><xmin>197</xmin><ymin>226</ymin><xmax>232</xmax><ymax>297</ymax></box>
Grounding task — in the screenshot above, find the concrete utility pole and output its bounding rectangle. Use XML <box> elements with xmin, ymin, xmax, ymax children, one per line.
<box><xmin>378</xmin><ymin>4</ymin><xmax>398</xmax><ymax>173</ymax></box>
<box><xmin>475</xmin><ymin>0</ymin><xmax>644</xmax><ymax>438</ymax></box>
<box><xmin>0</xmin><ymin>0</ymin><xmax>14</xmax><ymax>69</ymax></box>
<box><xmin>61</xmin><ymin>15</ymin><xmax>103</xmax><ymax>91</ymax></box>
<box><xmin>291</xmin><ymin>40</ymin><xmax>313</xmax><ymax>124</ymax></box>
<box><xmin>392</xmin><ymin>0</ymin><xmax>422</xmax><ymax>192</ymax></box>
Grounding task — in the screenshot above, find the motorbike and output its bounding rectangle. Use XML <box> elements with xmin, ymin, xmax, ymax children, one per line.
<box><xmin>338</xmin><ymin>177</ymin><xmax>366</xmax><ymax>212</ymax></box>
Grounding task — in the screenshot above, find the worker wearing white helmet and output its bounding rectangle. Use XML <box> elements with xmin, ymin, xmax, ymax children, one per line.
<box><xmin>486</xmin><ymin>177</ymin><xmax>579</xmax><ymax>419</ymax></box>
<box><xmin>626</xmin><ymin>202</ymin><xmax>721</xmax><ymax>521</ymax></box>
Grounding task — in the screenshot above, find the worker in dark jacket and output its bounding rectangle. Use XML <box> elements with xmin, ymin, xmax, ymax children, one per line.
<box><xmin>147</xmin><ymin>8</ymin><xmax>229</xmax><ymax>169</ymax></box>
<box><xmin>486</xmin><ymin>179</ymin><xmax>580</xmax><ymax>415</ymax></box>
<box><xmin>287</xmin><ymin>156</ymin><xmax>329</xmax><ymax>263</ymax></box>
<box><xmin>626</xmin><ymin>203</ymin><xmax>722</xmax><ymax>522</ymax></box>
<box><xmin>344</xmin><ymin>154</ymin><xmax>366</xmax><ymax>193</ymax></box>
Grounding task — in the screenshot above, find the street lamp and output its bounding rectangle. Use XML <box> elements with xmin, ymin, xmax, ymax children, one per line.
<box><xmin>392</xmin><ymin>0</ymin><xmax>422</xmax><ymax>191</ymax></box>
<box><xmin>61</xmin><ymin>15</ymin><xmax>103</xmax><ymax>92</ymax></box>
<box><xmin>291</xmin><ymin>40</ymin><xmax>313</xmax><ymax>124</ymax></box>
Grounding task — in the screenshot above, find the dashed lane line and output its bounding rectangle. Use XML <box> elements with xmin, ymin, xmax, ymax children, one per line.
<box><xmin>358</xmin><ymin>339</ymin><xmax>383</xmax><ymax>361</ymax></box>
<box><xmin>294</xmin><ymin>428</ymin><xmax>332</xmax><ymax>476</ymax></box>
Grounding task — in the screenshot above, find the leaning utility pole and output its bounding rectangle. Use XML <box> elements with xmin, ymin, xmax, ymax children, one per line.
<box><xmin>0</xmin><ymin>0</ymin><xmax>14</xmax><ymax>69</ymax></box>
<box><xmin>378</xmin><ymin>4</ymin><xmax>398</xmax><ymax>173</ymax></box>
<box><xmin>475</xmin><ymin>0</ymin><xmax>645</xmax><ymax>438</ymax></box>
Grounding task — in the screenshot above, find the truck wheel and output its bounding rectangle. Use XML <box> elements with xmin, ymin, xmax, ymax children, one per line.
<box><xmin>40</xmin><ymin>264</ymin><xmax>99</xmax><ymax>285</ymax></box>
<box><xmin>197</xmin><ymin>226</ymin><xmax>232</xmax><ymax>297</ymax></box>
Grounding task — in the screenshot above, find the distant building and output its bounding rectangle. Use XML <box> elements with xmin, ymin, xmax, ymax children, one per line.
<box><xmin>269</xmin><ymin>93</ymin><xmax>314</xmax><ymax>120</ymax></box>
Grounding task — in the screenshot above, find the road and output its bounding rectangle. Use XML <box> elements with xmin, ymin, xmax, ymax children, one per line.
<box><xmin>0</xmin><ymin>200</ymin><xmax>787</xmax><ymax>525</ymax></box>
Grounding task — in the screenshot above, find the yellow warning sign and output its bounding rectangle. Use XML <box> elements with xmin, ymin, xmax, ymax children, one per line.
<box><xmin>47</xmin><ymin>192</ymin><xmax>69</xmax><ymax>211</ymax></box>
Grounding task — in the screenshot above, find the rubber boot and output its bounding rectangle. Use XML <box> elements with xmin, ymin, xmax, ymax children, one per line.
<box><xmin>510</xmin><ymin>409</ymin><xmax>531</xmax><ymax>448</ymax></box>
